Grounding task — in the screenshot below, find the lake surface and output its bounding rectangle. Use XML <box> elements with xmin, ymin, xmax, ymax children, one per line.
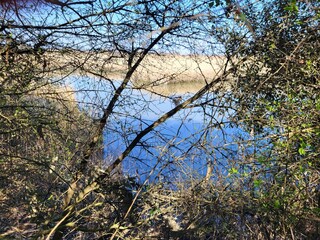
<box><xmin>64</xmin><ymin>75</ymin><xmax>254</xmax><ymax>182</ymax></box>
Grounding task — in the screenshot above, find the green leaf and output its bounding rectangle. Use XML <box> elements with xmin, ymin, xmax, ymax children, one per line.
<box><xmin>284</xmin><ymin>0</ymin><xmax>299</xmax><ymax>13</ymax></box>
<box><xmin>274</xmin><ymin>199</ymin><xmax>281</xmax><ymax>209</ymax></box>
<box><xmin>238</xmin><ymin>13</ymin><xmax>247</xmax><ymax>22</ymax></box>
<box><xmin>150</xmin><ymin>207</ymin><xmax>160</xmax><ymax>216</ymax></box>
<box><xmin>313</xmin><ymin>207</ymin><xmax>320</xmax><ymax>214</ymax></box>
<box><xmin>298</xmin><ymin>147</ymin><xmax>306</xmax><ymax>155</ymax></box>
<box><xmin>316</xmin><ymin>99</ymin><xmax>320</xmax><ymax>110</ymax></box>
<box><xmin>47</xmin><ymin>194</ymin><xmax>54</xmax><ymax>201</ymax></box>
<box><xmin>253</xmin><ymin>179</ymin><xmax>263</xmax><ymax>187</ymax></box>
<box><xmin>228</xmin><ymin>167</ymin><xmax>238</xmax><ymax>175</ymax></box>
<box><xmin>270</xmin><ymin>43</ymin><xmax>277</xmax><ymax>50</ymax></box>
<box><xmin>299</xmin><ymin>165</ymin><xmax>305</xmax><ymax>173</ymax></box>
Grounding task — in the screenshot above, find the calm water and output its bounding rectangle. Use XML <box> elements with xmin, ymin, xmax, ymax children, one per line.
<box><xmin>65</xmin><ymin>75</ymin><xmax>252</xmax><ymax>182</ymax></box>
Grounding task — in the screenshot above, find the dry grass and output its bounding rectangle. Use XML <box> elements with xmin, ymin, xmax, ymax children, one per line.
<box><xmin>30</xmin><ymin>83</ymin><xmax>76</xmax><ymax>102</ymax></box>
<box><xmin>144</xmin><ymin>81</ymin><xmax>206</xmax><ymax>95</ymax></box>
<box><xmin>131</xmin><ymin>54</ymin><xmax>227</xmax><ymax>83</ymax></box>
<box><xmin>46</xmin><ymin>51</ymin><xmax>226</xmax><ymax>81</ymax></box>
<box><xmin>44</xmin><ymin>51</ymin><xmax>232</xmax><ymax>95</ymax></box>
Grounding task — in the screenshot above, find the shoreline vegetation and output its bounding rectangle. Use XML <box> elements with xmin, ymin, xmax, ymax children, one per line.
<box><xmin>44</xmin><ymin>50</ymin><xmax>232</xmax><ymax>95</ymax></box>
<box><xmin>2</xmin><ymin>0</ymin><xmax>319</xmax><ymax>238</ymax></box>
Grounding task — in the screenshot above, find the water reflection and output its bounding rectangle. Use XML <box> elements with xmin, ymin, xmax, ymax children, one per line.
<box><xmin>171</xmin><ymin>96</ymin><xmax>183</xmax><ymax>106</ymax></box>
<box><xmin>64</xmin><ymin>75</ymin><xmax>243</xmax><ymax>182</ymax></box>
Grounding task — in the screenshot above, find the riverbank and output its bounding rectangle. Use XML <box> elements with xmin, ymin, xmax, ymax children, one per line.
<box><xmin>45</xmin><ymin>51</ymin><xmax>227</xmax><ymax>81</ymax></box>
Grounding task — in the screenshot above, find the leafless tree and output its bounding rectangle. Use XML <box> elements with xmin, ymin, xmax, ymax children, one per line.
<box><xmin>1</xmin><ymin>0</ymin><xmax>319</xmax><ymax>239</ymax></box>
